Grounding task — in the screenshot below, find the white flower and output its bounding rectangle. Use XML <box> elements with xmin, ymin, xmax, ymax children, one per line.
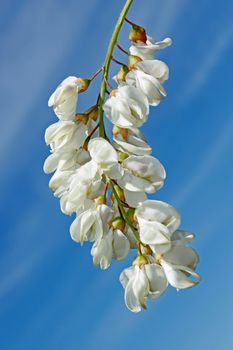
<box><xmin>91</xmin><ymin>228</ymin><xmax>130</xmax><ymax>269</ymax></box>
<box><xmin>157</xmin><ymin>230</ymin><xmax>201</xmax><ymax>289</ymax></box>
<box><xmin>49</xmin><ymin>168</ymin><xmax>74</xmax><ymax>197</ymax></box>
<box><xmin>103</xmin><ymin>86</ymin><xmax>149</xmax><ymax>128</ymax></box>
<box><xmin>70</xmin><ymin>204</ymin><xmax>113</xmax><ymax>245</ymax></box>
<box><xmin>44</xmin><ymin>148</ymin><xmax>90</xmax><ymax>174</ymax></box>
<box><xmin>126</xmin><ymin>60</ymin><xmax>169</xmax><ymax>106</ymax></box>
<box><xmin>48</xmin><ymin>76</ymin><xmax>82</xmax><ymax>120</ymax></box>
<box><xmin>129</xmin><ymin>36</ymin><xmax>172</xmax><ymax>60</ymax></box>
<box><xmin>135</xmin><ymin>200</ymin><xmax>181</xmax><ymax>252</ymax></box>
<box><xmin>65</xmin><ymin>160</ymin><xmax>104</xmax><ymax>212</ymax></box>
<box><xmin>45</xmin><ymin>120</ymin><xmax>88</xmax><ymax>153</ymax></box>
<box><xmin>88</xmin><ymin>137</ymin><xmax>122</xmax><ymax>179</ymax></box>
<box><xmin>118</xmin><ymin>155</ymin><xmax>166</xmax><ymax>193</ymax></box>
<box><xmin>113</xmin><ymin>127</ymin><xmax>152</xmax><ymax>156</ymax></box>
<box><xmin>120</xmin><ymin>264</ymin><xmax>168</xmax><ymax>313</ymax></box>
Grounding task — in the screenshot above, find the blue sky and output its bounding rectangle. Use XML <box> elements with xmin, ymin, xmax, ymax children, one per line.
<box><xmin>1</xmin><ymin>0</ymin><xmax>233</xmax><ymax>349</ymax></box>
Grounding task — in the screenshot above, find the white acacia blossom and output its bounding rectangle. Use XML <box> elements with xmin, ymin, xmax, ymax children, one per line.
<box><xmin>129</xmin><ymin>36</ymin><xmax>172</xmax><ymax>60</ymax></box>
<box><xmin>92</xmin><ymin>228</ymin><xmax>130</xmax><ymax>269</ymax></box>
<box><xmin>126</xmin><ymin>60</ymin><xmax>169</xmax><ymax>105</ymax></box>
<box><xmin>118</xmin><ymin>155</ymin><xmax>166</xmax><ymax>193</ymax></box>
<box><xmin>45</xmin><ymin>120</ymin><xmax>88</xmax><ymax>152</ymax></box>
<box><xmin>48</xmin><ymin>76</ymin><xmax>82</xmax><ymax>120</ymax></box>
<box><xmin>135</xmin><ymin>200</ymin><xmax>181</xmax><ymax>252</ymax></box>
<box><xmin>113</xmin><ymin>126</ymin><xmax>152</xmax><ymax>156</ymax></box>
<box><xmin>44</xmin><ymin>6</ymin><xmax>201</xmax><ymax>314</ymax></box>
<box><xmin>120</xmin><ymin>263</ymin><xmax>168</xmax><ymax>312</ymax></box>
<box><xmin>103</xmin><ymin>85</ymin><xmax>149</xmax><ymax>128</ymax></box>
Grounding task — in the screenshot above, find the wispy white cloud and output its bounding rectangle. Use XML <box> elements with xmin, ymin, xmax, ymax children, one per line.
<box><xmin>0</xmin><ymin>0</ymin><xmax>99</xmax><ymax>163</ymax></box>
<box><xmin>181</xmin><ymin>23</ymin><xmax>233</xmax><ymax>101</ymax></box>
<box><xmin>171</xmin><ymin>116</ymin><xmax>233</xmax><ymax>207</ymax></box>
<box><xmin>0</xmin><ymin>204</ymin><xmax>62</xmax><ymax>303</ymax></box>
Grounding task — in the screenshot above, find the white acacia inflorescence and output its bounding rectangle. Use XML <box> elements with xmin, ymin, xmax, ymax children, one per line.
<box><xmin>44</xmin><ymin>1</ymin><xmax>201</xmax><ymax>313</ymax></box>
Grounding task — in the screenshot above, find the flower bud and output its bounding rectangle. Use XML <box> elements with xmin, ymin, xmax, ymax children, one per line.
<box><xmin>75</xmin><ymin>113</ymin><xmax>89</xmax><ymax>124</ymax></box>
<box><xmin>77</xmin><ymin>78</ymin><xmax>91</xmax><ymax>93</ymax></box>
<box><xmin>128</xmin><ymin>54</ymin><xmax>142</xmax><ymax>70</ymax></box>
<box><xmin>111</xmin><ymin>217</ymin><xmax>126</xmax><ymax>231</ymax></box>
<box><xmin>112</xmin><ymin>125</ymin><xmax>128</xmax><ymax>140</ymax></box>
<box><xmin>139</xmin><ymin>243</ymin><xmax>152</xmax><ymax>256</ymax></box>
<box><xmin>129</xmin><ymin>24</ymin><xmax>147</xmax><ymax>44</ymax></box>
<box><xmin>113</xmin><ymin>184</ymin><xmax>125</xmax><ymax>202</ymax></box>
<box><xmin>126</xmin><ymin>208</ymin><xmax>136</xmax><ymax>224</ymax></box>
<box><xmin>94</xmin><ymin>195</ymin><xmax>107</xmax><ymax>206</ymax></box>
<box><xmin>85</xmin><ymin>105</ymin><xmax>99</xmax><ymax>121</ymax></box>
<box><xmin>132</xmin><ymin>255</ymin><xmax>148</xmax><ymax>267</ymax></box>
<box><xmin>114</xmin><ymin>65</ymin><xmax>129</xmax><ymax>83</ymax></box>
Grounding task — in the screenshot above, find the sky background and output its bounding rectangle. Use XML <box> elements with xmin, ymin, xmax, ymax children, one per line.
<box><xmin>1</xmin><ymin>0</ymin><xmax>233</xmax><ymax>349</ymax></box>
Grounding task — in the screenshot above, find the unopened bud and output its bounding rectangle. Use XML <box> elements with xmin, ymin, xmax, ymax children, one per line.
<box><xmin>112</xmin><ymin>125</ymin><xmax>128</xmax><ymax>140</ymax></box>
<box><xmin>133</xmin><ymin>255</ymin><xmax>148</xmax><ymax>267</ymax></box>
<box><xmin>126</xmin><ymin>208</ymin><xmax>136</xmax><ymax>224</ymax></box>
<box><xmin>128</xmin><ymin>54</ymin><xmax>142</xmax><ymax>70</ymax></box>
<box><xmin>140</xmin><ymin>244</ymin><xmax>152</xmax><ymax>256</ymax></box>
<box><xmin>129</xmin><ymin>24</ymin><xmax>147</xmax><ymax>43</ymax></box>
<box><xmin>85</xmin><ymin>105</ymin><xmax>99</xmax><ymax>121</ymax></box>
<box><xmin>75</xmin><ymin>113</ymin><xmax>89</xmax><ymax>124</ymax></box>
<box><xmin>114</xmin><ymin>65</ymin><xmax>129</xmax><ymax>83</ymax></box>
<box><xmin>118</xmin><ymin>151</ymin><xmax>129</xmax><ymax>162</ymax></box>
<box><xmin>77</xmin><ymin>78</ymin><xmax>91</xmax><ymax>93</ymax></box>
<box><xmin>94</xmin><ymin>195</ymin><xmax>106</xmax><ymax>206</ymax></box>
<box><xmin>114</xmin><ymin>185</ymin><xmax>125</xmax><ymax>202</ymax></box>
<box><xmin>111</xmin><ymin>217</ymin><xmax>126</xmax><ymax>231</ymax></box>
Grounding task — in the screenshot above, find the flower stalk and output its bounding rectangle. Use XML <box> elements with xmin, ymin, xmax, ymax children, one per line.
<box><xmin>99</xmin><ymin>0</ymin><xmax>133</xmax><ymax>137</ymax></box>
<box><xmin>108</xmin><ymin>178</ymin><xmax>140</xmax><ymax>243</ymax></box>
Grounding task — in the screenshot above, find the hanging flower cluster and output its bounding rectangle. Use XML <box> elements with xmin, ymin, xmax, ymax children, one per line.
<box><xmin>44</xmin><ymin>3</ymin><xmax>201</xmax><ymax>313</ymax></box>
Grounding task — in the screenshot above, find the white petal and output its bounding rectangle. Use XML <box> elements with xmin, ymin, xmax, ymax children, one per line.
<box><xmin>136</xmin><ymin>200</ymin><xmax>181</xmax><ymax>234</ymax></box>
<box><xmin>120</xmin><ymin>155</ymin><xmax>166</xmax><ymax>193</ymax></box>
<box><xmin>161</xmin><ymin>260</ymin><xmax>201</xmax><ymax>289</ymax></box>
<box><xmin>125</xmin><ymin>266</ymin><xmax>149</xmax><ymax>312</ymax></box>
<box><xmin>171</xmin><ymin>230</ymin><xmax>195</xmax><ymax>243</ymax></box>
<box><xmin>43</xmin><ymin>153</ymin><xmax>60</xmax><ymax>174</ymax></box>
<box><xmin>113</xmin><ymin>230</ymin><xmax>130</xmax><ymax>260</ymax></box>
<box><xmin>88</xmin><ymin>137</ymin><xmax>118</xmax><ymax>164</ymax></box>
<box><xmin>138</xmin><ymin>219</ymin><xmax>171</xmax><ymax>245</ymax></box>
<box><xmin>126</xmin><ymin>70</ymin><xmax>166</xmax><ymax>106</ymax></box>
<box><xmin>70</xmin><ymin>209</ymin><xmax>96</xmax><ymax>244</ymax></box>
<box><xmin>129</xmin><ymin>36</ymin><xmax>172</xmax><ymax>60</ymax></box>
<box><xmin>124</xmin><ymin>189</ymin><xmax>147</xmax><ymax>207</ymax></box>
<box><xmin>48</xmin><ymin>76</ymin><xmax>81</xmax><ymax>120</ymax></box>
<box><xmin>137</xmin><ymin>60</ymin><xmax>169</xmax><ymax>83</ymax></box>
<box><xmin>113</xmin><ymin>127</ymin><xmax>152</xmax><ymax>156</ymax></box>
<box><xmin>164</xmin><ymin>245</ymin><xmax>199</xmax><ymax>269</ymax></box>
<box><xmin>144</xmin><ymin>264</ymin><xmax>168</xmax><ymax>299</ymax></box>
<box><xmin>119</xmin><ymin>266</ymin><xmax>135</xmax><ymax>288</ymax></box>
<box><xmin>91</xmin><ymin>231</ymin><xmax>113</xmax><ymax>269</ymax></box>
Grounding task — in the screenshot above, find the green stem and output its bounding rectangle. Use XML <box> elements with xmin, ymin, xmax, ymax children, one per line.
<box><xmin>99</xmin><ymin>0</ymin><xmax>133</xmax><ymax>137</ymax></box>
<box><xmin>109</xmin><ymin>179</ymin><xmax>140</xmax><ymax>243</ymax></box>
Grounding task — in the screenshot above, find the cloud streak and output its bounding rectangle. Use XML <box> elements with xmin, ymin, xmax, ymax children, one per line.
<box><xmin>0</xmin><ymin>0</ymin><xmax>99</xmax><ymax>163</ymax></box>
<box><xmin>181</xmin><ymin>23</ymin><xmax>233</xmax><ymax>101</ymax></box>
<box><xmin>171</xmin><ymin>116</ymin><xmax>233</xmax><ymax>207</ymax></box>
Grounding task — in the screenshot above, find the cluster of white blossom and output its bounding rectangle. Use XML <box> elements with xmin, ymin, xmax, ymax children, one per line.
<box><xmin>44</xmin><ymin>21</ymin><xmax>201</xmax><ymax>313</ymax></box>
